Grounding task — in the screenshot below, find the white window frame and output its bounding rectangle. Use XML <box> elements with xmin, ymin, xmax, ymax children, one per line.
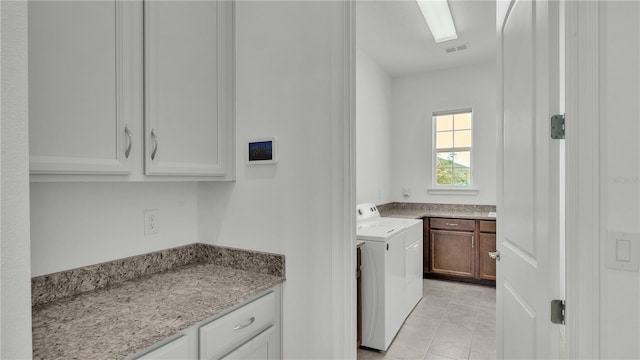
<box><xmin>428</xmin><ymin>108</ymin><xmax>479</xmax><ymax>195</ymax></box>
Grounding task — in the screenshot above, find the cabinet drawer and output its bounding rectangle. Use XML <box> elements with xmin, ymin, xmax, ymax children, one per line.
<box><xmin>200</xmin><ymin>292</ymin><xmax>276</xmax><ymax>359</ymax></box>
<box><xmin>221</xmin><ymin>326</ymin><xmax>278</xmax><ymax>360</ymax></box>
<box><xmin>479</xmin><ymin>220</ymin><xmax>496</xmax><ymax>233</ymax></box>
<box><xmin>430</xmin><ymin>218</ymin><xmax>475</xmax><ymax>232</ymax></box>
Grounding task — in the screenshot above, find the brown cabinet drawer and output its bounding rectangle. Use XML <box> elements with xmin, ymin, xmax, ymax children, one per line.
<box><xmin>430</xmin><ymin>218</ymin><xmax>475</xmax><ymax>232</ymax></box>
<box><xmin>479</xmin><ymin>220</ymin><xmax>496</xmax><ymax>233</ymax></box>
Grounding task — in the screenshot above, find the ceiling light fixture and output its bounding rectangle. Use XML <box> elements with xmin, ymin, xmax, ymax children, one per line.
<box><xmin>416</xmin><ymin>0</ymin><xmax>458</xmax><ymax>43</ymax></box>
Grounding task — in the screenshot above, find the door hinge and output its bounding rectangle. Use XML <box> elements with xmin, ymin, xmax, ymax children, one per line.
<box><xmin>551</xmin><ymin>114</ymin><xmax>565</xmax><ymax>139</ymax></box>
<box><xmin>550</xmin><ymin>299</ymin><xmax>565</xmax><ymax>324</ymax></box>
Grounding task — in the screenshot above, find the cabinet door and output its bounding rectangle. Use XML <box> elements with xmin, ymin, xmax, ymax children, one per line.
<box><xmin>430</xmin><ymin>230</ymin><xmax>475</xmax><ymax>278</ymax></box>
<box><xmin>29</xmin><ymin>1</ymin><xmax>133</xmax><ymax>174</ymax></box>
<box><xmin>144</xmin><ymin>0</ymin><xmax>233</xmax><ymax>177</ymax></box>
<box><xmin>221</xmin><ymin>326</ymin><xmax>278</xmax><ymax>360</ymax></box>
<box><xmin>478</xmin><ymin>233</ymin><xmax>497</xmax><ymax>281</ymax></box>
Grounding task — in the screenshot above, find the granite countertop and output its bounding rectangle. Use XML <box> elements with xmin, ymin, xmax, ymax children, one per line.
<box><xmin>31</xmin><ymin>244</ymin><xmax>285</xmax><ymax>360</ymax></box>
<box><xmin>376</xmin><ymin>202</ymin><xmax>497</xmax><ymax>221</ymax></box>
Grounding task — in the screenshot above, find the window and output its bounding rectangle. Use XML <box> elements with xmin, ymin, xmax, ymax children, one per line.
<box><xmin>433</xmin><ymin>109</ymin><xmax>473</xmax><ymax>186</ymax></box>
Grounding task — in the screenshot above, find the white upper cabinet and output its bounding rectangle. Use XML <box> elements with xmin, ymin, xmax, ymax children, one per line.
<box><xmin>28</xmin><ymin>0</ymin><xmax>235</xmax><ymax>181</ymax></box>
<box><xmin>144</xmin><ymin>1</ymin><xmax>233</xmax><ymax>177</ymax></box>
<box><xmin>29</xmin><ymin>1</ymin><xmax>133</xmax><ymax>175</ymax></box>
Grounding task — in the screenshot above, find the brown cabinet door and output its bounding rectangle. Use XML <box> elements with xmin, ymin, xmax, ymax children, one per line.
<box><xmin>478</xmin><ymin>233</ymin><xmax>497</xmax><ymax>281</ymax></box>
<box><xmin>430</xmin><ymin>230</ymin><xmax>475</xmax><ymax>278</ymax></box>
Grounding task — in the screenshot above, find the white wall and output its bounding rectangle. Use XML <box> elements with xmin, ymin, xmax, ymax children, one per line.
<box><xmin>599</xmin><ymin>2</ymin><xmax>640</xmax><ymax>358</ymax></box>
<box><xmin>1</xmin><ymin>1</ymin><xmax>33</xmax><ymax>357</ymax></box>
<box><xmin>198</xmin><ymin>2</ymin><xmax>348</xmax><ymax>358</ymax></box>
<box><xmin>356</xmin><ymin>48</ymin><xmax>392</xmax><ymax>205</ymax></box>
<box><xmin>391</xmin><ymin>61</ymin><xmax>497</xmax><ymax>205</ymax></box>
<box><xmin>30</xmin><ymin>182</ymin><xmax>199</xmax><ymax>276</ymax></box>
<box><xmin>25</xmin><ymin>2</ymin><xmax>352</xmax><ymax>358</ymax></box>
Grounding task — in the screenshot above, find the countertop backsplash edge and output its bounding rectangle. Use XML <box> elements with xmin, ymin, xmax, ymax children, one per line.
<box><xmin>32</xmin><ymin>243</ymin><xmax>286</xmax><ymax>307</ymax></box>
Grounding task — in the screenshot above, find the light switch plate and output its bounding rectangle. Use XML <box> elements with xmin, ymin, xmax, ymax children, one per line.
<box><xmin>607</xmin><ymin>232</ymin><xmax>640</xmax><ymax>271</ymax></box>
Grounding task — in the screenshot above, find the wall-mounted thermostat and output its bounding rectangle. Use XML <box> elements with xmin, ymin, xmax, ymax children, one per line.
<box><xmin>247</xmin><ymin>137</ymin><xmax>277</xmax><ymax>164</ymax></box>
<box><xmin>607</xmin><ymin>232</ymin><xmax>640</xmax><ymax>272</ymax></box>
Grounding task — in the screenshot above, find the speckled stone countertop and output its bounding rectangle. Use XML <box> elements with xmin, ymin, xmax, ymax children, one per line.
<box><xmin>31</xmin><ymin>244</ymin><xmax>285</xmax><ymax>360</ymax></box>
<box><xmin>377</xmin><ymin>202</ymin><xmax>497</xmax><ymax>220</ymax></box>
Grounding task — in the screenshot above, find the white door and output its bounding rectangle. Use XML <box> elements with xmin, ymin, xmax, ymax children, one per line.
<box><xmin>497</xmin><ymin>0</ymin><xmax>562</xmax><ymax>359</ymax></box>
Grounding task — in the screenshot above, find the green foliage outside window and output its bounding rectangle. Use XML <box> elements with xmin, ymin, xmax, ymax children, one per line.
<box><xmin>433</xmin><ymin>110</ymin><xmax>472</xmax><ymax>186</ymax></box>
<box><xmin>436</xmin><ymin>153</ymin><xmax>470</xmax><ymax>185</ymax></box>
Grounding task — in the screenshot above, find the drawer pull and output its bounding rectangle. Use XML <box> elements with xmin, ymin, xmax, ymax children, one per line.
<box><xmin>445</xmin><ymin>223</ymin><xmax>458</xmax><ymax>226</ymax></box>
<box><xmin>233</xmin><ymin>317</ymin><xmax>255</xmax><ymax>331</ymax></box>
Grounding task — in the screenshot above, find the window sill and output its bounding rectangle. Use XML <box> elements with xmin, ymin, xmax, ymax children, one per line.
<box><xmin>427</xmin><ymin>187</ymin><xmax>479</xmax><ymax>195</ymax></box>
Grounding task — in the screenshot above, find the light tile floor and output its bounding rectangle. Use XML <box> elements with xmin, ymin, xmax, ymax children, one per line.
<box><xmin>358</xmin><ymin>279</ymin><xmax>496</xmax><ymax>360</ymax></box>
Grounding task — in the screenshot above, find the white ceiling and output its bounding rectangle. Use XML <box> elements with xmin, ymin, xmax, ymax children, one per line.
<box><xmin>356</xmin><ymin>0</ymin><xmax>496</xmax><ymax>77</ymax></box>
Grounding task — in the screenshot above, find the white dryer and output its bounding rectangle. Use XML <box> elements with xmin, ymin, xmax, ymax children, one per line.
<box><xmin>356</xmin><ymin>203</ymin><xmax>423</xmax><ymax>351</ymax></box>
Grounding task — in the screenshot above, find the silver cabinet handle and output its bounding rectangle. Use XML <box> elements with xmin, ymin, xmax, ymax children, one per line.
<box><xmin>150</xmin><ymin>129</ymin><xmax>158</xmax><ymax>160</ymax></box>
<box><xmin>489</xmin><ymin>251</ymin><xmax>500</xmax><ymax>261</ymax></box>
<box><xmin>124</xmin><ymin>125</ymin><xmax>132</xmax><ymax>159</ymax></box>
<box><xmin>446</xmin><ymin>223</ymin><xmax>458</xmax><ymax>226</ymax></box>
<box><xmin>233</xmin><ymin>317</ymin><xmax>255</xmax><ymax>331</ymax></box>
<box><xmin>471</xmin><ymin>236</ymin><xmax>474</xmax><ymax>248</ymax></box>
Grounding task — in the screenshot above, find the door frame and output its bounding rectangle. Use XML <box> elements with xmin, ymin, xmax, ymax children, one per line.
<box><xmin>564</xmin><ymin>1</ymin><xmax>601</xmax><ymax>358</ymax></box>
<box><xmin>330</xmin><ymin>0</ymin><xmax>357</xmax><ymax>359</ymax></box>
<box><xmin>334</xmin><ymin>0</ymin><xmax>602</xmax><ymax>358</ymax></box>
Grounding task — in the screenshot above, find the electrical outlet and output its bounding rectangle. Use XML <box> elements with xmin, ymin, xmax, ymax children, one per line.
<box><xmin>144</xmin><ymin>209</ymin><xmax>159</xmax><ymax>235</ymax></box>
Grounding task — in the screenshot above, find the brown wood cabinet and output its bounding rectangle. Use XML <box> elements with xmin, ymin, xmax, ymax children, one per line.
<box><xmin>478</xmin><ymin>221</ymin><xmax>497</xmax><ymax>281</ymax></box>
<box><xmin>423</xmin><ymin>217</ymin><xmax>496</xmax><ymax>286</ymax></box>
<box><xmin>430</xmin><ymin>230</ymin><xmax>475</xmax><ymax>277</ymax></box>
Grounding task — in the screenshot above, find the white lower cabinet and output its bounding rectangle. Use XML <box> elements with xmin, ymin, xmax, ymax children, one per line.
<box><xmin>199</xmin><ymin>292</ymin><xmax>276</xmax><ymax>359</ymax></box>
<box><xmin>130</xmin><ymin>286</ymin><xmax>281</xmax><ymax>360</ymax></box>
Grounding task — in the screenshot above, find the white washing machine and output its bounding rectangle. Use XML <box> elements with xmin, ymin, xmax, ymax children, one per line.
<box><xmin>356</xmin><ymin>203</ymin><xmax>423</xmax><ymax>351</ymax></box>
